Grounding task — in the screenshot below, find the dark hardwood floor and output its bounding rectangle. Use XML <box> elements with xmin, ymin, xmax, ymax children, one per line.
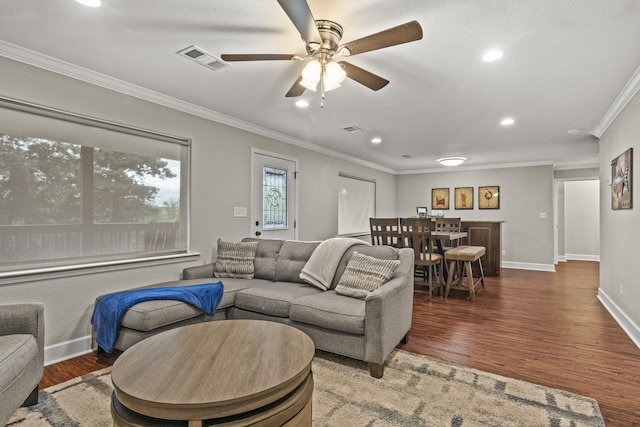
<box><xmin>42</xmin><ymin>261</ymin><xmax>640</xmax><ymax>426</ymax></box>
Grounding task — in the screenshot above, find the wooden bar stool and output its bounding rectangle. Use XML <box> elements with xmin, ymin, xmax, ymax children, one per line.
<box><xmin>444</xmin><ymin>246</ymin><xmax>485</xmax><ymax>301</ymax></box>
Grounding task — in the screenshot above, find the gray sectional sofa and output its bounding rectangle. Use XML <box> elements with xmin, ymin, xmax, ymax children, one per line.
<box><xmin>0</xmin><ymin>303</ymin><xmax>44</xmax><ymax>426</ymax></box>
<box><xmin>94</xmin><ymin>238</ymin><xmax>414</xmax><ymax>377</ymax></box>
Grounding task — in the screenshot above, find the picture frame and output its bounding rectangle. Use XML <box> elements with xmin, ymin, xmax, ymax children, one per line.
<box><xmin>454</xmin><ymin>187</ymin><xmax>474</xmax><ymax>209</ymax></box>
<box><xmin>431</xmin><ymin>188</ymin><xmax>450</xmax><ymax>210</ymax></box>
<box><xmin>416</xmin><ymin>206</ymin><xmax>428</xmax><ymax>218</ymax></box>
<box><xmin>611</xmin><ymin>148</ymin><xmax>633</xmax><ymax>210</ymax></box>
<box><xmin>479</xmin><ymin>186</ymin><xmax>500</xmax><ymax>209</ymax></box>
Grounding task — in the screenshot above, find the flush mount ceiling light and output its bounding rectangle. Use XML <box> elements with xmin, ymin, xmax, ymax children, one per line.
<box><xmin>438</xmin><ymin>157</ymin><xmax>466</xmax><ymax>167</ymax></box>
<box><xmin>482</xmin><ymin>49</ymin><xmax>504</xmax><ymax>62</ymax></box>
<box><xmin>501</xmin><ymin>117</ymin><xmax>515</xmax><ymax>126</ymax></box>
<box><xmin>76</xmin><ymin>0</ymin><xmax>101</xmax><ymax>7</ymax></box>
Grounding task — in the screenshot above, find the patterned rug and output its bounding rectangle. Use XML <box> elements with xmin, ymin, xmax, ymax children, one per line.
<box><xmin>9</xmin><ymin>349</ymin><xmax>604</xmax><ymax>426</ymax></box>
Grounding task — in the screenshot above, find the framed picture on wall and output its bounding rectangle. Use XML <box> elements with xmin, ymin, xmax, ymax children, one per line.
<box><xmin>455</xmin><ymin>187</ymin><xmax>474</xmax><ymax>209</ymax></box>
<box><xmin>479</xmin><ymin>186</ymin><xmax>500</xmax><ymax>209</ymax></box>
<box><xmin>431</xmin><ymin>188</ymin><xmax>450</xmax><ymax>210</ymax></box>
<box><xmin>611</xmin><ymin>148</ymin><xmax>633</xmax><ymax>210</ymax></box>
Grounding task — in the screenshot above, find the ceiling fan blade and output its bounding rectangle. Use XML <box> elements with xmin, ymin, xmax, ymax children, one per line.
<box><xmin>285</xmin><ymin>75</ymin><xmax>306</xmax><ymax>97</ymax></box>
<box><xmin>220</xmin><ymin>54</ymin><xmax>297</xmax><ymax>61</ymax></box>
<box><xmin>340</xmin><ymin>21</ymin><xmax>423</xmax><ymax>56</ymax></box>
<box><xmin>341</xmin><ymin>62</ymin><xmax>389</xmax><ymax>91</ymax></box>
<box><xmin>277</xmin><ymin>0</ymin><xmax>322</xmax><ymax>45</ymax></box>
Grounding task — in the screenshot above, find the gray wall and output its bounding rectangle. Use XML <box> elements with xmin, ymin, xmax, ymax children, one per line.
<box><xmin>0</xmin><ymin>57</ymin><xmax>397</xmax><ymax>362</ymax></box>
<box><xmin>598</xmin><ymin>89</ymin><xmax>640</xmax><ymax>347</ymax></box>
<box><xmin>564</xmin><ymin>180</ymin><xmax>600</xmax><ymax>260</ymax></box>
<box><xmin>396</xmin><ymin>165</ymin><xmax>555</xmax><ymax>269</ymax></box>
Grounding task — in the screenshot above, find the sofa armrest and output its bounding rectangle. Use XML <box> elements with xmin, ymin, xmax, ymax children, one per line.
<box><xmin>183</xmin><ymin>263</ymin><xmax>215</xmax><ymax>279</ymax></box>
<box><xmin>363</xmin><ymin>250</ymin><xmax>414</xmax><ymax>365</ymax></box>
<box><xmin>0</xmin><ymin>303</ymin><xmax>45</xmax><ymax>368</ymax></box>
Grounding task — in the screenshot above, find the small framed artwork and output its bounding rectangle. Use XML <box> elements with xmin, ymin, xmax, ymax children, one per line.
<box><xmin>479</xmin><ymin>186</ymin><xmax>500</xmax><ymax>209</ymax></box>
<box><xmin>431</xmin><ymin>188</ymin><xmax>450</xmax><ymax>210</ymax></box>
<box><xmin>455</xmin><ymin>187</ymin><xmax>474</xmax><ymax>209</ymax></box>
<box><xmin>611</xmin><ymin>148</ymin><xmax>633</xmax><ymax>210</ymax></box>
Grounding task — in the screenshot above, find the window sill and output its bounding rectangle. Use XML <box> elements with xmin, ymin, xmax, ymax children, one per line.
<box><xmin>0</xmin><ymin>252</ymin><xmax>202</xmax><ymax>286</ymax></box>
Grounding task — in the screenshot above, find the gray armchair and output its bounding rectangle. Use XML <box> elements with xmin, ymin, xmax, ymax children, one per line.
<box><xmin>0</xmin><ymin>303</ymin><xmax>45</xmax><ymax>426</ymax></box>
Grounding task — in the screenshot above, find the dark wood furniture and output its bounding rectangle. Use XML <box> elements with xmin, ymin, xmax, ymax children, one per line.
<box><xmin>399</xmin><ymin>218</ymin><xmax>444</xmax><ymax>301</ymax></box>
<box><xmin>110</xmin><ymin>320</ymin><xmax>315</xmax><ymax>427</ymax></box>
<box><xmin>460</xmin><ymin>220</ymin><xmax>504</xmax><ymax>276</ymax></box>
<box><xmin>369</xmin><ymin>217</ymin><xmax>400</xmax><ymax>246</ymax></box>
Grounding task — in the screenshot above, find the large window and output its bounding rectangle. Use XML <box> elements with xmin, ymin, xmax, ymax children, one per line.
<box><xmin>0</xmin><ymin>97</ymin><xmax>189</xmax><ymax>275</ymax></box>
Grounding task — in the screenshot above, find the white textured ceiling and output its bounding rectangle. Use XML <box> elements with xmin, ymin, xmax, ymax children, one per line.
<box><xmin>1</xmin><ymin>0</ymin><xmax>640</xmax><ymax>173</ymax></box>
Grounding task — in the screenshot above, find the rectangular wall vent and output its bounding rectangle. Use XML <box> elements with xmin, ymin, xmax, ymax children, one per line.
<box><xmin>176</xmin><ymin>45</ymin><xmax>229</xmax><ymax>71</ymax></box>
<box><xmin>342</xmin><ymin>125</ymin><xmax>363</xmax><ymax>133</ymax></box>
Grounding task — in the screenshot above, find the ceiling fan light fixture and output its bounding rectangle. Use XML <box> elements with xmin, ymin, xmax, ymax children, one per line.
<box><xmin>322</xmin><ymin>61</ymin><xmax>346</xmax><ymax>91</ymax></box>
<box><xmin>300</xmin><ymin>59</ymin><xmax>322</xmax><ymax>91</ymax></box>
<box><xmin>438</xmin><ymin>157</ymin><xmax>466</xmax><ymax>167</ymax></box>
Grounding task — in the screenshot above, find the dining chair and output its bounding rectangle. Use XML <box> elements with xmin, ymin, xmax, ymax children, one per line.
<box><xmin>399</xmin><ymin>217</ymin><xmax>443</xmax><ymax>302</ymax></box>
<box><xmin>435</xmin><ymin>217</ymin><xmax>462</xmax><ymax>248</ymax></box>
<box><xmin>369</xmin><ymin>218</ymin><xmax>400</xmax><ymax>247</ymax></box>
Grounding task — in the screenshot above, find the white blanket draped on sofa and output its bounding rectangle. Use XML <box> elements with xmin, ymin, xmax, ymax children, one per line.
<box><xmin>299</xmin><ymin>237</ymin><xmax>368</xmax><ymax>290</ymax></box>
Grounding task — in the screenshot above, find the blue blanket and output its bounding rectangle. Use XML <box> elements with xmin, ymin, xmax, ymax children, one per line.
<box><xmin>91</xmin><ymin>281</ymin><xmax>224</xmax><ymax>353</ymax></box>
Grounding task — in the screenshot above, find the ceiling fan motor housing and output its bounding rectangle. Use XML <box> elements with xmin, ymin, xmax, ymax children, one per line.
<box><xmin>307</xmin><ymin>20</ymin><xmax>344</xmax><ymax>57</ymax></box>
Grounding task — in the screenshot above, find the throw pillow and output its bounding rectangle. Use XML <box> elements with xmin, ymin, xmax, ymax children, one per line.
<box><xmin>335</xmin><ymin>251</ymin><xmax>401</xmax><ymax>300</ymax></box>
<box><xmin>213</xmin><ymin>239</ymin><xmax>258</xmax><ymax>279</ymax></box>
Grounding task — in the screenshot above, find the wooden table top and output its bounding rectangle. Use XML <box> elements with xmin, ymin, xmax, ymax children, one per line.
<box><xmin>431</xmin><ymin>231</ymin><xmax>468</xmax><ymax>241</ymax></box>
<box><xmin>111</xmin><ymin>319</ymin><xmax>315</xmax><ymax>421</ymax></box>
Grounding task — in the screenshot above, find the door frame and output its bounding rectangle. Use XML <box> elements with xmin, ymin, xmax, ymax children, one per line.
<box><xmin>251</xmin><ymin>148</ymin><xmax>299</xmax><ymax>240</ymax></box>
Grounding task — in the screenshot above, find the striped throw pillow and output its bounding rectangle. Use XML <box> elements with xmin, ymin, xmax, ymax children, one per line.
<box><xmin>335</xmin><ymin>251</ymin><xmax>401</xmax><ymax>300</ymax></box>
<box><xmin>214</xmin><ymin>239</ymin><xmax>258</xmax><ymax>279</ymax></box>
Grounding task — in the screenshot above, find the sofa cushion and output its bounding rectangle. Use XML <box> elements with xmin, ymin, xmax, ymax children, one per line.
<box><xmin>335</xmin><ymin>252</ymin><xmax>401</xmax><ymax>300</ymax></box>
<box><xmin>214</xmin><ymin>239</ymin><xmax>258</xmax><ymax>279</ymax></box>
<box><xmin>242</xmin><ymin>238</ymin><xmax>284</xmax><ymax>281</ymax></box>
<box><xmin>0</xmin><ymin>334</ymin><xmax>38</xmax><ymax>392</ymax></box>
<box><xmin>120</xmin><ymin>278</ymin><xmax>270</xmax><ymax>331</ymax></box>
<box><xmin>331</xmin><ymin>244</ymin><xmax>399</xmax><ymax>290</ymax></box>
<box><xmin>290</xmin><ymin>291</ymin><xmax>365</xmax><ymax>335</ymax></box>
<box><xmin>275</xmin><ymin>241</ymin><xmax>321</xmax><ymax>283</ymax></box>
<box><xmin>235</xmin><ymin>282</ymin><xmax>322</xmax><ymax>318</ymax></box>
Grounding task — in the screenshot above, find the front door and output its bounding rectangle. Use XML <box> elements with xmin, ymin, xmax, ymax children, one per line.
<box><xmin>252</xmin><ymin>151</ymin><xmax>297</xmax><ymax>240</ymax></box>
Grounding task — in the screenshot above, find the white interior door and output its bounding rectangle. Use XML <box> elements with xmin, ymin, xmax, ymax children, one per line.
<box><xmin>252</xmin><ymin>151</ymin><xmax>297</xmax><ymax>240</ymax></box>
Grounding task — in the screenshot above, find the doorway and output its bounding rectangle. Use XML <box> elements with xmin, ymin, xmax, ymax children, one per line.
<box><xmin>252</xmin><ymin>150</ymin><xmax>297</xmax><ymax>240</ymax></box>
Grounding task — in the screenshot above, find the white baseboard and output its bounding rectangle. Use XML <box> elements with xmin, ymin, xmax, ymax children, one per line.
<box><xmin>566</xmin><ymin>254</ymin><xmax>600</xmax><ymax>262</ymax></box>
<box><xmin>597</xmin><ymin>289</ymin><xmax>640</xmax><ymax>350</ymax></box>
<box><xmin>44</xmin><ymin>335</ymin><xmax>93</xmax><ymax>366</ymax></box>
<box><xmin>501</xmin><ymin>261</ymin><xmax>556</xmax><ymax>272</ymax></box>
<box><xmin>557</xmin><ymin>255</ymin><xmax>567</xmax><ymax>262</ymax></box>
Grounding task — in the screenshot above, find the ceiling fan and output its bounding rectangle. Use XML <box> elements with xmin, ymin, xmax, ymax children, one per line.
<box><xmin>221</xmin><ymin>0</ymin><xmax>423</xmax><ymax>100</ymax></box>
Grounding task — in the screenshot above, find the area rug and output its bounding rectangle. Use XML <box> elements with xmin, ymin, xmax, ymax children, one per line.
<box><xmin>9</xmin><ymin>349</ymin><xmax>604</xmax><ymax>426</ymax></box>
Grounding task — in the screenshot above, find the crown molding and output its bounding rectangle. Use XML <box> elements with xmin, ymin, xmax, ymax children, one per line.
<box><xmin>591</xmin><ymin>64</ymin><xmax>640</xmax><ymax>138</ymax></box>
<box><xmin>0</xmin><ymin>41</ymin><xmax>397</xmax><ymax>175</ymax></box>
<box><xmin>396</xmin><ymin>160</ymin><xmax>558</xmax><ymax>175</ymax></box>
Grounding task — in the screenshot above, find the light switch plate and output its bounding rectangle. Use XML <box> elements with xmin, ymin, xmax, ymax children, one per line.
<box><xmin>233</xmin><ymin>207</ymin><xmax>247</xmax><ymax>217</ymax></box>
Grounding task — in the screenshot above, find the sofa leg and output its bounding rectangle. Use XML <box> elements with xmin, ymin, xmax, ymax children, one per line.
<box><xmin>368</xmin><ymin>362</ymin><xmax>385</xmax><ymax>379</ymax></box>
<box><xmin>22</xmin><ymin>386</ymin><xmax>39</xmax><ymax>407</ymax></box>
<box><xmin>401</xmin><ymin>333</ymin><xmax>409</xmax><ymax>344</ymax></box>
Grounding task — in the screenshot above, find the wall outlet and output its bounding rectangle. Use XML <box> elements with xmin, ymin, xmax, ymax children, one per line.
<box><xmin>619</xmin><ymin>282</ymin><xmax>623</xmax><ymax>295</ymax></box>
<box><xmin>539</xmin><ymin>212</ymin><xmax>547</xmax><ymax>219</ymax></box>
<box><xmin>502</xmin><ymin>250</ymin><xmax>506</xmax><ymax>256</ymax></box>
<box><xmin>233</xmin><ymin>207</ymin><xmax>247</xmax><ymax>217</ymax></box>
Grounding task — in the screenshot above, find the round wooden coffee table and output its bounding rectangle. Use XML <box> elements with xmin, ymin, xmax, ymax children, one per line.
<box><xmin>110</xmin><ymin>319</ymin><xmax>315</xmax><ymax>426</ymax></box>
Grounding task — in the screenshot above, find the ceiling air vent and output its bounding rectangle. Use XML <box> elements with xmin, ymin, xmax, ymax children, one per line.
<box><xmin>176</xmin><ymin>45</ymin><xmax>229</xmax><ymax>71</ymax></box>
<box><xmin>342</xmin><ymin>125</ymin><xmax>363</xmax><ymax>133</ymax></box>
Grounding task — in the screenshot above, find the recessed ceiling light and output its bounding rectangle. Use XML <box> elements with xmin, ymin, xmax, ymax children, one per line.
<box><xmin>438</xmin><ymin>157</ymin><xmax>466</xmax><ymax>167</ymax></box>
<box><xmin>371</xmin><ymin>137</ymin><xmax>382</xmax><ymax>144</ymax></box>
<box><xmin>567</xmin><ymin>128</ymin><xmax>585</xmax><ymax>134</ymax></box>
<box><xmin>76</xmin><ymin>0</ymin><xmax>101</xmax><ymax>7</ymax></box>
<box><xmin>482</xmin><ymin>50</ymin><xmax>504</xmax><ymax>62</ymax></box>
<box><xmin>295</xmin><ymin>100</ymin><xmax>309</xmax><ymax>108</ymax></box>
<box><xmin>500</xmin><ymin>117</ymin><xmax>515</xmax><ymax>126</ymax></box>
